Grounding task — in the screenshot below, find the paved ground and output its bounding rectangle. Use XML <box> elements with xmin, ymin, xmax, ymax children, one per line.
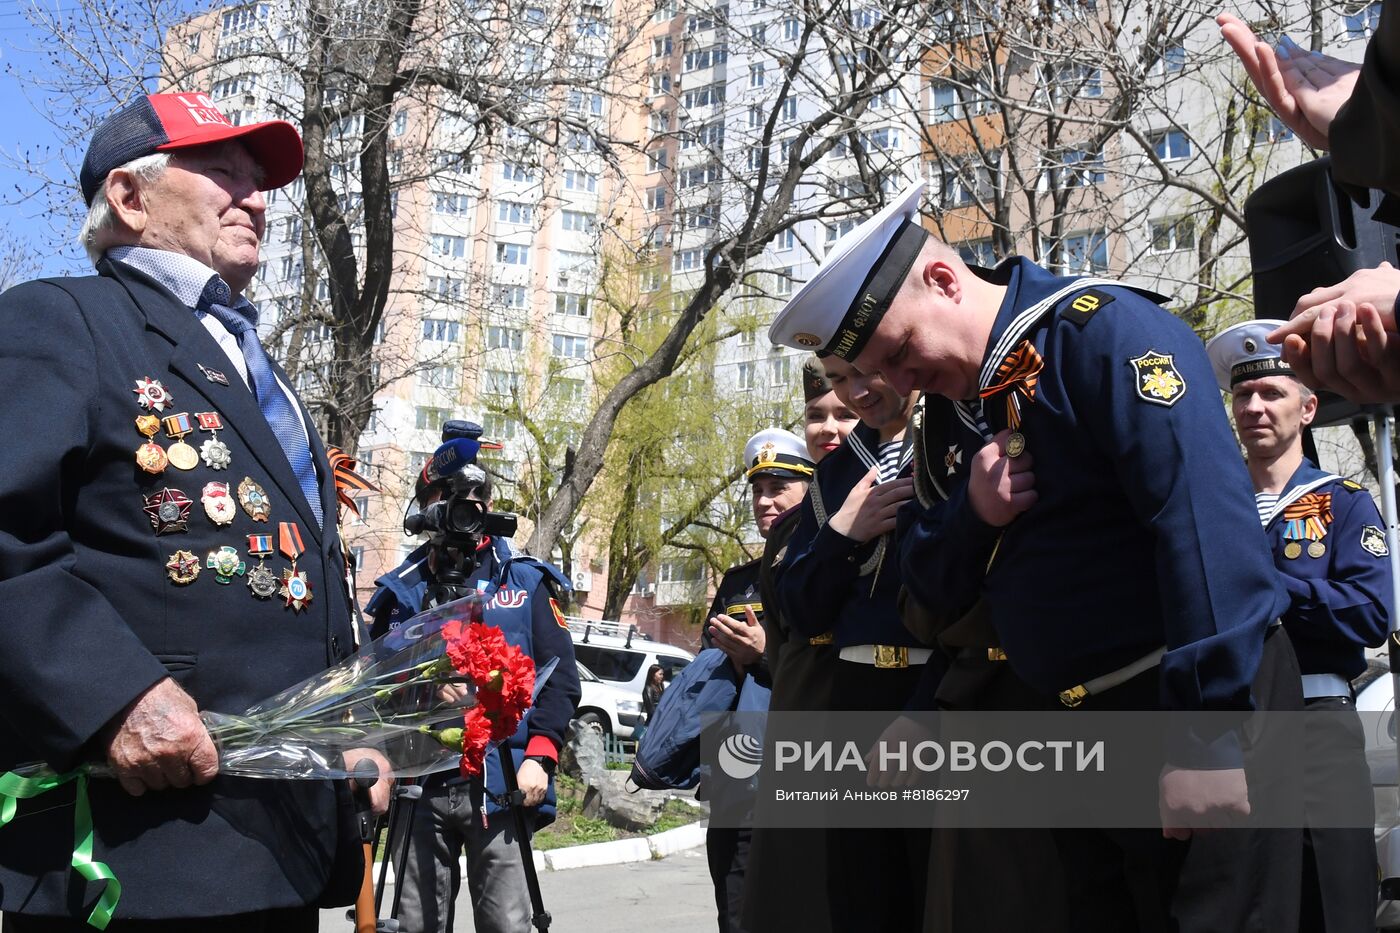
<box><xmin>319</xmin><ymin>847</ymin><xmax>715</xmax><ymax>932</ymax></box>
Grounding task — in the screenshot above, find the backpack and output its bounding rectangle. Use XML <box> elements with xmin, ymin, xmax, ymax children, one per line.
<box><xmin>629</xmin><ymin>648</ymin><xmax>770</xmax><ymax>790</ymax></box>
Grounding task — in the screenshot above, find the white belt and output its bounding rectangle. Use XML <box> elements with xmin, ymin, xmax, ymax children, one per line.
<box><xmin>1301</xmin><ymin>673</ymin><xmax>1351</xmax><ymax>699</ymax></box>
<box><xmin>839</xmin><ymin>645</ymin><xmax>935</xmax><ymax>668</ymax></box>
<box><xmin>1060</xmin><ymin>646</ymin><xmax>1166</xmax><ymax>708</ymax></box>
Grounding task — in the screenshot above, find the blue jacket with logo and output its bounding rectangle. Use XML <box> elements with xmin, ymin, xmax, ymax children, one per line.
<box><xmin>367</xmin><ymin>538</ymin><xmax>580</xmax><ymax>826</ymax></box>
<box><xmin>1262</xmin><ymin>460</ymin><xmax>1390</xmax><ymax>680</ymax></box>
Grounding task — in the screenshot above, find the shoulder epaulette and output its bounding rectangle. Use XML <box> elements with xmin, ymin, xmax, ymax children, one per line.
<box><xmin>1059</xmin><ymin>288</ymin><xmax>1116</xmax><ymax>328</ymax></box>
<box><xmin>1341</xmin><ymin>479</ymin><xmax>1366</xmax><ymax>492</ymax></box>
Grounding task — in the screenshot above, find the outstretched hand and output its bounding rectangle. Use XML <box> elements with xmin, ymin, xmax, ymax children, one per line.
<box><xmin>1217</xmin><ymin>14</ymin><xmax>1360</xmax><ymax>150</ymax></box>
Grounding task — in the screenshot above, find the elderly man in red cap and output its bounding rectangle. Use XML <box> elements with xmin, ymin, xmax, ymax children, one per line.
<box><xmin>0</xmin><ymin>92</ymin><xmax>384</xmax><ymax>931</ymax></box>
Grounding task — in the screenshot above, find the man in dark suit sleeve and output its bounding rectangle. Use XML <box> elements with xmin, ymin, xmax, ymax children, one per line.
<box><xmin>0</xmin><ymin>92</ymin><xmax>385</xmax><ymax>931</ymax></box>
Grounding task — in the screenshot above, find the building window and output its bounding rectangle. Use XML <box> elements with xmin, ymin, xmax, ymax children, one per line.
<box><xmin>481</xmin><ymin>413</ymin><xmax>518</xmax><ymax>440</ymax></box>
<box><xmin>684</xmin><ymin>44</ymin><xmax>727</xmax><ymax>72</ymax></box>
<box><xmin>1042</xmin><ymin>147</ymin><xmax>1105</xmax><ymax>189</ymax></box>
<box><xmin>552</xmin><ymin>334</ymin><xmax>589</xmax><ymax>359</ymax></box>
<box><xmin>431</xmin><ymin>234</ymin><xmax>468</xmax><ymax>258</ymax></box>
<box><xmin>1252</xmin><ymin>114</ymin><xmax>1294</xmax><ymax>145</ymax></box>
<box><xmin>1148</xmin><ymin>129</ymin><xmax>1191</xmax><ymax>161</ymax></box>
<box><xmin>781</xmin><ymin>96</ymin><xmax>797</xmax><ymax>120</ymax></box>
<box><xmin>650</xmin><ymin>73</ymin><xmax>673</xmax><ymax>96</ymax></box>
<box><xmin>502</xmin><ymin>162</ymin><xmax>535</xmax><ymax>182</ymax></box>
<box><xmin>482</xmin><ymin>369</ymin><xmax>520</xmax><ymax>396</ymax></box>
<box><xmin>777</xmin><ymin>228</ymin><xmax>795</xmax><ymax>250</ymax></box>
<box><xmin>564</xmin><ymin>170</ymin><xmax>599</xmax><ymax>193</ymax></box>
<box><xmin>647</xmin><ymin>148</ymin><xmax>668</xmax><ymax>173</ymax></box>
<box><xmin>672</xmin><ymin>248</ymin><xmax>705</xmax><ymax>272</ymax></box>
<box><xmin>1047</xmin><ymin>63</ymin><xmax>1102</xmax><ymax>102</ymax></box>
<box><xmin>555</xmin><ymin>293</ymin><xmax>590</xmax><ymax>317</ymax></box>
<box><xmin>1046</xmin><ymin>231</ymin><xmax>1109</xmax><ymax>275</ymax></box>
<box><xmin>562</xmin><ymin>210</ymin><xmax>597</xmax><ymax>233</ymax></box>
<box><xmin>415</xmin><ymin>406</ymin><xmax>451</xmax><ymax>431</ymax></box>
<box><xmin>434</xmin><ymin>192</ymin><xmax>472</xmax><ymax>215</ymax></box>
<box><xmin>552</xmin><ymin>378</ymin><xmax>586</xmax><ymax>403</ymax></box>
<box><xmin>771</xmin><ymin>355</ymin><xmax>790</xmax><ymax>387</ymax></box>
<box><xmin>1149</xmin><ymin>217</ymin><xmax>1196</xmax><ymax>253</ymax></box>
<box><xmin>681</xmin><ymin>83</ymin><xmax>725</xmax><ymax>109</ymax></box>
<box><xmin>568</xmin><ymin>91</ymin><xmax>604</xmax><ymax>116</ymax></box>
<box><xmin>498</xmin><ymin>201</ymin><xmax>534</xmax><ymax>224</ymax></box>
<box><xmin>783</xmin><ymin>17</ymin><xmax>799</xmax><ymax>40</ymax></box>
<box><xmin>652</xmin><ymin>36</ymin><xmax>673</xmax><ymax>58</ymax></box>
<box><xmin>493</xmin><ymin>285</ymin><xmax>528</xmax><ymax>309</ymax></box>
<box><xmin>929</xmin><ymin>79</ymin><xmax>992</xmax><ymax>123</ymax></box>
<box><xmin>428</xmin><ymin>276</ymin><xmax>464</xmax><ymax>300</ymax></box>
<box><xmin>774</xmin><ymin>267</ymin><xmax>793</xmax><ymax>295</ymax></box>
<box><xmin>646</xmin><ymin>187</ymin><xmax>667</xmax><ymax>212</ymax></box>
<box><xmin>486</xmin><ymin>325</ymin><xmax>524</xmax><ymax>350</ymax></box>
<box><xmin>420</xmin><ymin>366</ymin><xmax>458</xmax><ymax>390</ymax></box>
<box><xmin>957</xmin><ymin>238</ymin><xmax>997</xmax><ymax>267</ymax></box>
<box><xmin>650</xmin><ymin>110</ymin><xmax>671</xmax><ymax>134</ymax></box>
<box><xmin>737</xmin><ymin>361</ymin><xmax>756</xmax><ymax>390</ymax></box>
<box><xmin>1346</xmin><ymin>2</ymin><xmax>1382</xmax><ymax>39</ymax></box>
<box><xmin>749</xmin><ymin>62</ymin><xmax>766</xmax><ymax>88</ymax></box>
<box><xmin>496</xmin><ymin>242</ymin><xmax>530</xmax><ymax>265</ymax></box>
<box><xmin>421</xmin><ymin>319</ymin><xmax>461</xmax><ymax>342</ymax></box>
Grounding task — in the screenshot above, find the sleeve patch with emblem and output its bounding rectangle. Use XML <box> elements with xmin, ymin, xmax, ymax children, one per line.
<box><xmin>549</xmin><ymin>597</ymin><xmax>568</xmax><ymax>628</ymax></box>
<box><xmin>1062</xmin><ymin>289</ymin><xmax>1115</xmax><ymax>327</ymax></box>
<box><xmin>1361</xmin><ymin>525</ymin><xmax>1390</xmax><ymax>557</ymax></box>
<box><xmin>1129</xmin><ymin>350</ymin><xmax>1186</xmax><ymax>407</ymax></box>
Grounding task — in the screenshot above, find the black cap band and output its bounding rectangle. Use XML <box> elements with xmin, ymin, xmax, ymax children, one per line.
<box><xmin>824</xmin><ymin>219</ymin><xmax>929</xmax><ymax>361</ymax></box>
<box><xmin>1230</xmin><ymin>358</ymin><xmax>1294</xmax><ymax>386</ymax></box>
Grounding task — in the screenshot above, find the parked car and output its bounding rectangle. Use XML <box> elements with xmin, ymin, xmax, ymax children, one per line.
<box><xmin>566</xmin><ymin>617</ymin><xmax>695</xmax><ymax>694</ymax></box>
<box><xmin>574</xmin><ymin>660</ymin><xmax>644</xmax><ymax>739</ymax></box>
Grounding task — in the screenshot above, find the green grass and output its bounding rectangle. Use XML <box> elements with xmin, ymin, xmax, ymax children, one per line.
<box><xmin>649</xmin><ymin>799</ymin><xmax>700</xmax><ymax>834</ymax></box>
<box><xmin>533</xmin><ymin>815</ymin><xmax>617</xmax><ymax>850</ymax></box>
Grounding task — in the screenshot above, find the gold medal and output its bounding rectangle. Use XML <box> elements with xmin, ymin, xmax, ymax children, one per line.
<box><xmin>163</xmin><ymin>412</ymin><xmax>199</xmax><ymax>471</ymax></box>
<box><xmin>165</xmin><ymin>549</ymin><xmax>200</xmax><ymax>585</ymax></box>
<box><xmin>136</xmin><ymin>443</ymin><xmax>169</xmax><ymax>474</ymax></box>
<box><xmin>1005</xmin><ymin>432</ymin><xmax>1026</xmax><ymax>458</ymax></box>
<box><xmin>238</xmin><ymin>477</ymin><xmax>272</xmax><ymax>521</ymax></box>
<box><xmin>1284</xmin><ymin>541</ymin><xmax>1303</xmax><ymax>560</ymax></box>
<box><xmin>1308</xmin><ymin>540</ymin><xmax>1326</xmax><ymax>559</ymax></box>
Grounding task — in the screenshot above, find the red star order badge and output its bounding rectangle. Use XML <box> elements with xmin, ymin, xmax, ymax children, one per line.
<box><xmin>280</xmin><ymin>568</ymin><xmax>313</xmax><ymax>611</ymax></box>
<box><xmin>143</xmin><ymin>487</ymin><xmax>192</xmax><ymax>535</ymax></box>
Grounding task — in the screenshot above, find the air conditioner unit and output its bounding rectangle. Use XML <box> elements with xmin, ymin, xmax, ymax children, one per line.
<box><xmin>572</xmin><ymin>570</ymin><xmax>592</xmax><ymax>592</ymax></box>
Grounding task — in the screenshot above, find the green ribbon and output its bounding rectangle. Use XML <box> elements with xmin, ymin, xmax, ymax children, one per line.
<box><xmin>0</xmin><ymin>768</ymin><xmax>122</xmax><ymax>929</ymax></box>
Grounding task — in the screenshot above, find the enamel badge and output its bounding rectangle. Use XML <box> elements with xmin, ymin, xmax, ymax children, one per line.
<box><xmin>133</xmin><ymin>377</ymin><xmax>174</xmax><ymax>412</ymax></box>
<box><xmin>198</xmin><ymin>363</ymin><xmax>229</xmax><ymax>386</ymax></box>
<box><xmin>279</xmin><ymin>568</ymin><xmax>313</xmax><ymax>611</ymax></box>
<box><xmin>1129</xmin><ymin>350</ymin><xmax>1186</xmax><ymax>407</ymax></box>
<box><xmin>202</xmin><ymin>481</ymin><xmax>237</xmax><ymax>526</ymax></box>
<box><xmin>143</xmin><ymin>487</ymin><xmax>192</xmax><ymax>535</ymax></box>
<box><xmin>206</xmin><ymin>546</ymin><xmax>247</xmax><ymax>584</ymax></box>
<box><xmin>945</xmin><ymin>445</ymin><xmax>962</xmax><ymax>476</ymax></box>
<box><xmin>165</xmin><ymin>549</ymin><xmax>200</xmax><ymax>585</ymax></box>
<box><xmin>238</xmin><ymin>477</ymin><xmax>272</xmax><ymax>521</ymax></box>
<box><xmin>1362</xmin><ymin>525</ymin><xmax>1390</xmax><ymax>558</ymax></box>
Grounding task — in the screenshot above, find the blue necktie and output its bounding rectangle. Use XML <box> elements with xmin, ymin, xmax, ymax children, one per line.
<box><xmin>199</xmin><ymin>279</ymin><xmax>323</xmax><ymax>528</ymax></box>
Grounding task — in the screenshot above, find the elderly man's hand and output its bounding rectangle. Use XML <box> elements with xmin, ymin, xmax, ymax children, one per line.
<box><xmin>103</xmin><ymin>677</ymin><xmax>219</xmax><ymax>797</ymax></box>
<box><xmin>342</xmin><ymin>748</ymin><xmax>394</xmax><ymax>816</ymax></box>
<box><xmin>1217</xmin><ymin>14</ymin><xmax>1360</xmax><ymax>150</ymax></box>
<box><xmin>968</xmin><ymin>430</ymin><xmax>1036</xmax><ymax>528</ymax></box>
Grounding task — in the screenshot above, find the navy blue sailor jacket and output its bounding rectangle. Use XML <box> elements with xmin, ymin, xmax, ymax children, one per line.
<box><xmin>367</xmin><ymin>536</ymin><xmax>581</xmax><ymax>827</ymax></box>
<box><xmin>899</xmin><ymin>258</ymin><xmax>1290</xmax><ymax>724</ymax></box>
<box><xmin>1261</xmin><ymin>461</ymin><xmax>1390</xmax><ymax>680</ymax></box>
<box><xmin>777</xmin><ymin>421</ymin><xmax>930</xmax><ymax>652</ymax></box>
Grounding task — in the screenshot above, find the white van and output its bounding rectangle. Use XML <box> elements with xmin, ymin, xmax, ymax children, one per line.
<box><xmin>566</xmin><ymin>617</ymin><xmax>695</xmax><ymax>695</ymax></box>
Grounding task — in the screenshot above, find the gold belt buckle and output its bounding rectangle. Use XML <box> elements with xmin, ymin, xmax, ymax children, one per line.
<box><xmin>987</xmin><ymin>648</ymin><xmax>1007</xmax><ymax>662</ymax></box>
<box><xmin>1058</xmin><ymin>684</ymin><xmax>1088</xmax><ymax>708</ymax></box>
<box><xmin>873</xmin><ymin>645</ymin><xmax>908</xmax><ymax>669</ymax></box>
<box><xmin>809</xmin><ymin>632</ymin><xmax>834</xmax><ymax>646</ymax></box>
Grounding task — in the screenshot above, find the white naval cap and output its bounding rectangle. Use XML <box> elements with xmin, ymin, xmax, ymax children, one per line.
<box><xmin>744</xmin><ymin>428</ymin><xmax>815</xmax><ymax>482</ymax></box>
<box><xmin>1204</xmin><ymin>319</ymin><xmax>1295</xmax><ymax>392</ymax></box>
<box><xmin>768</xmin><ymin>181</ymin><xmax>928</xmax><ymax>361</ymax></box>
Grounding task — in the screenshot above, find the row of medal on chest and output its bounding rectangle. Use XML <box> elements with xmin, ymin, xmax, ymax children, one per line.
<box><xmin>161</xmin><ymin>527</ymin><xmax>314</xmax><ymax>611</ymax></box>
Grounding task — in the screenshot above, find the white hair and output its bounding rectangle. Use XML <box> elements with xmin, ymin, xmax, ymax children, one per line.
<box><xmin>77</xmin><ymin>152</ymin><xmax>172</xmax><ymax>266</ymax></box>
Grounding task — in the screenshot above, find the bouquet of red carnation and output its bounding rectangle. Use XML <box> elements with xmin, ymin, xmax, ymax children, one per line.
<box><xmin>434</xmin><ymin>620</ymin><xmax>536</xmax><ymax>777</ymax></box>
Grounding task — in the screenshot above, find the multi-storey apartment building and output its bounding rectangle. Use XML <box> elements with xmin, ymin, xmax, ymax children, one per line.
<box><xmin>163</xmin><ymin>0</ymin><xmax>1383</xmax><ymax>638</ymax></box>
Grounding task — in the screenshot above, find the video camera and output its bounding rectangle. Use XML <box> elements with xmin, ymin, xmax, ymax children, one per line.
<box><xmin>404</xmin><ymin>420</ymin><xmax>518</xmax><ymax>547</ymax></box>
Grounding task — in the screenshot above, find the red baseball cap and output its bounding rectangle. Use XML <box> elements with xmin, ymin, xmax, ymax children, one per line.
<box><xmin>80</xmin><ymin>92</ymin><xmax>303</xmax><ymax>204</ymax></box>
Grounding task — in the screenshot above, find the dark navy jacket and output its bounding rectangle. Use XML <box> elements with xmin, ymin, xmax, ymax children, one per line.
<box><xmin>779</xmin><ymin>422</ymin><xmax>927</xmax><ymax>650</ymax></box>
<box><xmin>367</xmin><ymin>537</ymin><xmax>580</xmax><ymax>827</ymax></box>
<box><xmin>0</xmin><ymin>261</ymin><xmax>361</xmax><ymax>918</ymax></box>
<box><xmin>1263</xmin><ymin>461</ymin><xmax>1390</xmax><ymax>679</ymax></box>
<box><xmin>900</xmin><ymin>258</ymin><xmax>1289</xmax><ymax>717</ymax></box>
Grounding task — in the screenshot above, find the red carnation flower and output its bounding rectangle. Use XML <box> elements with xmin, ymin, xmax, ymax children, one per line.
<box><xmin>459</xmin><ymin>706</ymin><xmax>494</xmax><ymax>778</ymax></box>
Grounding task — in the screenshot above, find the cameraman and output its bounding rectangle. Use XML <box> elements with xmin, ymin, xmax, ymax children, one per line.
<box><xmin>367</xmin><ymin>450</ymin><xmax>580</xmax><ymax>933</ymax></box>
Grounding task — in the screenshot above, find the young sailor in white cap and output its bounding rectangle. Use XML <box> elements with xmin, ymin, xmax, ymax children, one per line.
<box><xmin>769</xmin><ymin>181</ymin><xmax>1301</xmax><ymax>931</ymax></box>
<box><xmin>1207</xmin><ymin>319</ymin><xmax>1388</xmax><ymax>932</ymax></box>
